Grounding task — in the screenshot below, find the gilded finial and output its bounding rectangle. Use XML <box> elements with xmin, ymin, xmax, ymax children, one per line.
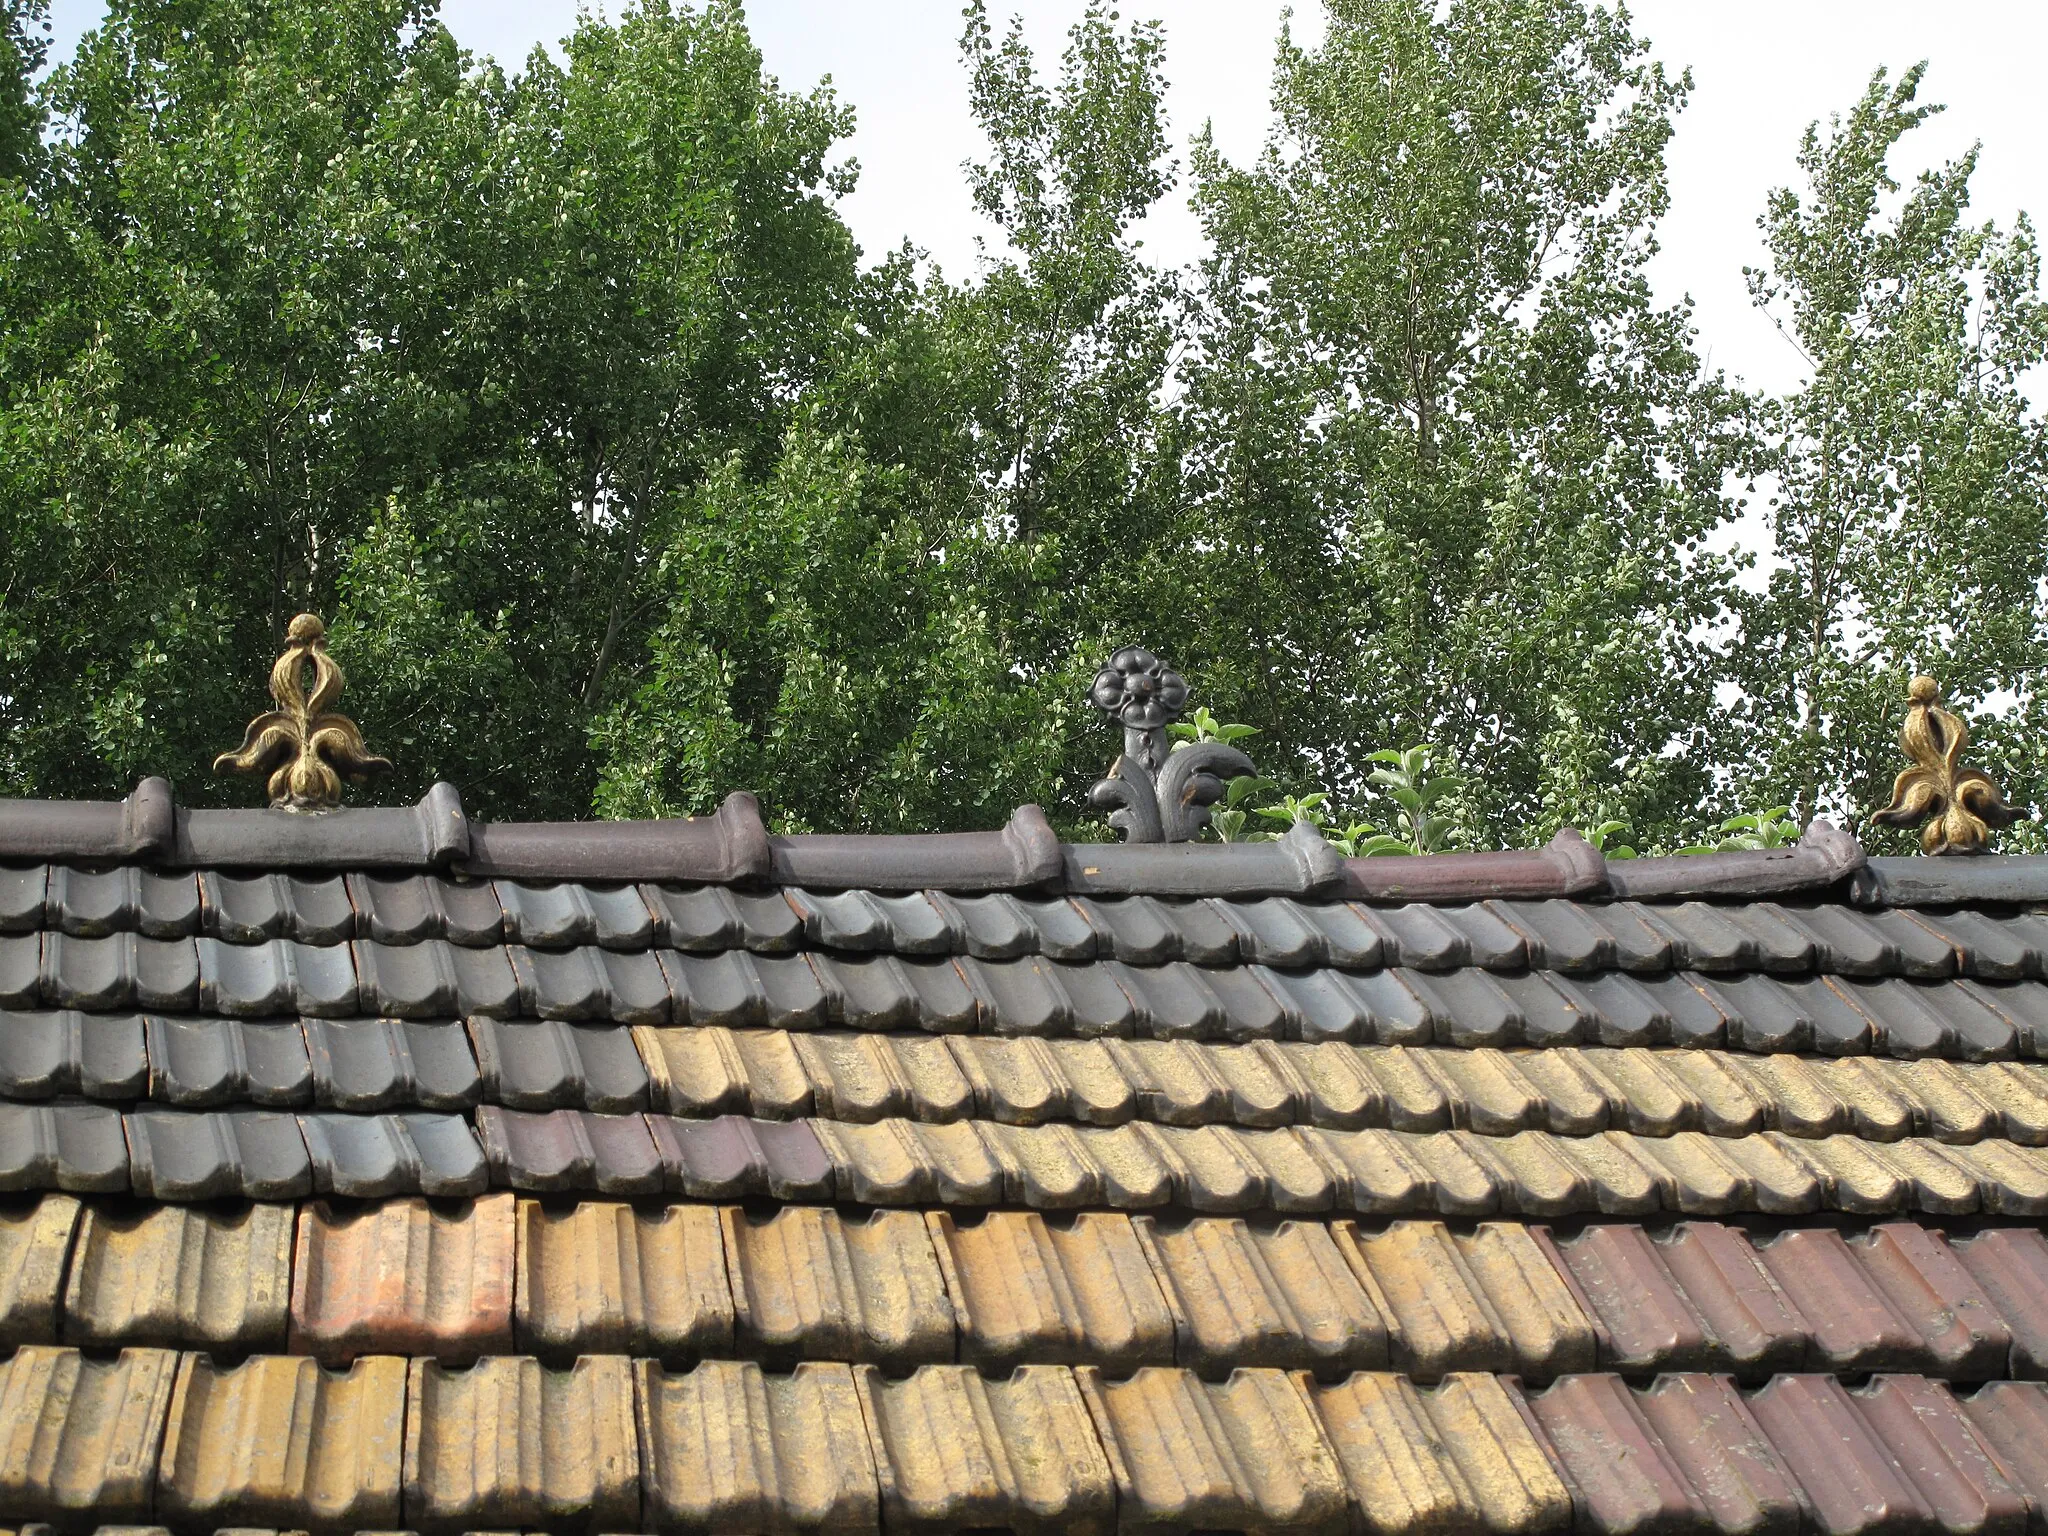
<box><xmin>1870</xmin><ymin>675</ymin><xmax>2024</xmax><ymax>855</ymax></box>
<box><xmin>214</xmin><ymin>614</ymin><xmax>390</xmax><ymax>813</ymax></box>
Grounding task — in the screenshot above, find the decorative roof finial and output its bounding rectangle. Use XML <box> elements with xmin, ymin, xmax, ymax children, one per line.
<box><xmin>1087</xmin><ymin>645</ymin><xmax>1253</xmax><ymax>843</ymax></box>
<box><xmin>215</xmin><ymin>614</ymin><xmax>390</xmax><ymax>813</ymax></box>
<box><xmin>1870</xmin><ymin>675</ymin><xmax>2025</xmax><ymax>855</ymax></box>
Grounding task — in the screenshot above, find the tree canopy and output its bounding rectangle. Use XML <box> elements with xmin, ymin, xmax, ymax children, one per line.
<box><xmin>2</xmin><ymin>0</ymin><xmax>2043</xmax><ymax>850</ymax></box>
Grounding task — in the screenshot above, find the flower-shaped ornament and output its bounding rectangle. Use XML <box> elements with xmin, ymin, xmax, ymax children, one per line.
<box><xmin>1089</xmin><ymin>647</ymin><xmax>1189</xmax><ymax>731</ymax></box>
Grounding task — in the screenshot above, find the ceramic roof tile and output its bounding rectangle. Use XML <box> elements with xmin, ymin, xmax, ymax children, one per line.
<box><xmin>1528</xmin><ymin>1372</ymin><xmax>1786</xmax><ymax>1536</ymax></box>
<box><xmin>638</xmin><ymin>883</ymin><xmax>802</xmax><ymax>954</ymax></box>
<box><xmin>196</xmin><ymin>937</ymin><xmax>358</xmax><ymax>1017</ymax></box>
<box><xmin>722</xmin><ymin>1205</ymin><xmax>952</xmax><ymax>1366</ymax></box>
<box><xmin>794</xmin><ymin>1031</ymin><xmax>970</xmax><ymax>1122</ymax></box>
<box><xmin>0</xmin><ymin>934</ymin><xmax>35</xmax><ymax>1007</ymax></box>
<box><xmin>125</xmin><ymin>1109</ymin><xmax>310</xmax><ymax>1201</ymax></box>
<box><xmin>0</xmin><ymin>1009</ymin><xmax>147</xmax><ymax>1099</ymax></box>
<box><xmin>403</xmin><ymin>1353</ymin><xmax>639</xmax><ymax>1535</ymax></box>
<box><xmin>157</xmin><ymin>1352</ymin><xmax>405</xmax><ymax>1534</ymax></box>
<box><xmin>929</xmin><ymin>890</ymin><xmax>1036</xmax><ymax>960</ymax></box>
<box><xmin>352</xmin><ymin>940</ymin><xmax>519</xmax><ymax>1019</ymax></box>
<box><xmin>1960</xmin><ymin>1382</ymin><xmax>2048</xmax><ymax>1520</ymax></box>
<box><xmin>634</xmin><ymin>1357</ymin><xmax>879</xmax><ymax>1536</ymax></box>
<box><xmin>0</xmin><ymin>1345</ymin><xmax>178</xmax><ymax>1523</ymax></box>
<box><xmin>812</xmin><ymin>953</ymin><xmax>930</xmax><ymax>1032</ymax></box>
<box><xmin>0</xmin><ymin>1195</ymin><xmax>77</xmax><ymax>1349</ymax></box>
<box><xmin>0</xmin><ymin>864</ymin><xmax>47</xmax><ymax>932</ymax></box>
<box><xmin>494</xmin><ymin>879</ymin><xmax>600</xmax><ymax>949</ymax></box>
<box><xmin>784</xmin><ymin>888</ymin><xmax>897</xmax><ymax>953</ymax></box>
<box><xmin>644</xmin><ymin>1114</ymin><xmax>833</xmax><ymax>1201</ymax></box>
<box><xmin>44</xmin><ymin>866</ymin><xmax>198</xmax><ymax>940</ymax></box>
<box><xmin>289</xmin><ymin>1193</ymin><xmax>514</xmax><ymax>1364</ymax></box>
<box><xmin>299</xmin><ymin>1110</ymin><xmax>487</xmax><ymax>1198</ymax></box>
<box><xmin>0</xmin><ymin>1103</ymin><xmax>128</xmax><ymax>1193</ymax></box>
<box><xmin>144</xmin><ymin>1015</ymin><xmax>310</xmax><ymax>1107</ymax></box>
<box><xmin>62</xmin><ymin>1203</ymin><xmax>291</xmax><ymax>1351</ymax></box>
<box><xmin>477</xmin><ymin>1106</ymin><xmax>663</xmax><ymax>1195</ymax></box>
<box><xmin>1309</xmin><ymin>1371</ymin><xmax>1571</xmax><ymax>1536</ymax></box>
<box><xmin>40</xmin><ymin>932</ymin><xmax>199</xmax><ymax>1012</ymax></box>
<box><xmin>344</xmin><ymin>871</ymin><xmax>503</xmax><ymax>945</ymax></box>
<box><xmin>469</xmin><ymin>1019</ymin><xmax>649</xmax><ymax>1112</ymax></box>
<box><xmin>1347</xmin><ymin>1220</ymin><xmax>1516</xmax><ymax>1380</ymax></box>
<box><xmin>301</xmin><ymin>1016</ymin><xmax>478</xmax><ymax>1111</ymax></box>
<box><xmin>856</xmin><ymin>1363</ymin><xmax>1113</xmax><ymax>1536</ymax></box>
<box><xmin>1743</xmin><ymin>1375</ymin><xmax>1952</xmax><ymax>1536</ymax></box>
<box><xmin>1953</xmin><ymin>1227</ymin><xmax>2048</xmax><ymax>1376</ymax></box>
<box><xmin>1133</xmin><ymin>1215</ymin><xmax>1388</xmax><ymax>1375</ymax></box>
<box><xmin>201</xmin><ymin>871</ymin><xmax>356</xmax><ymax>945</ymax></box>
<box><xmin>505</xmin><ymin>944</ymin><xmax>614</xmax><ymax>1021</ymax></box>
<box><xmin>635</xmin><ymin>1024</ymin><xmax>806</xmax><ymax>1118</ymax></box>
<box><xmin>1076</xmin><ymin>1364</ymin><xmax>1350</xmax><ymax>1535</ymax></box>
<box><xmin>515</xmin><ymin>1199</ymin><xmax>732</xmax><ymax>1360</ymax></box>
<box><xmin>927</xmin><ymin>1209</ymin><xmax>1173</xmax><ymax>1373</ymax></box>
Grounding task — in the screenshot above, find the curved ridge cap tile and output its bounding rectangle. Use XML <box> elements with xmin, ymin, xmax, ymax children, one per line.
<box><xmin>166</xmin><ymin>782</ymin><xmax>468</xmax><ymax>871</ymax></box>
<box><xmin>1608</xmin><ymin>819</ymin><xmax>1868</xmax><ymax>901</ymax></box>
<box><xmin>1065</xmin><ymin>822</ymin><xmax>1347</xmax><ymax>899</ymax></box>
<box><xmin>1342</xmin><ymin>830</ymin><xmax>1612</xmax><ymax>904</ymax></box>
<box><xmin>1853</xmin><ymin>853</ymin><xmax>2048</xmax><ymax>909</ymax></box>
<box><xmin>461</xmin><ymin>788</ymin><xmax>768</xmax><ymax>883</ymax></box>
<box><xmin>0</xmin><ymin>777</ymin><xmax>175</xmax><ymax>863</ymax></box>
<box><xmin>773</xmin><ymin>804</ymin><xmax>1063</xmax><ymax>893</ymax></box>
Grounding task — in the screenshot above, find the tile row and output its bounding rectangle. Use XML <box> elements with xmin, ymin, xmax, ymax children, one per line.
<box><xmin>8</xmin><ymin>863</ymin><xmax>2041</xmax><ymax>983</ymax></box>
<box><xmin>17</xmin><ymin>1010</ymin><xmax>2048</xmax><ymax>1150</ymax></box>
<box><xmin>6</xmin><ymin>1344</ymin><xmax>2048</xmax><ymax>1536</ymax></box>
<box><xmin>15</xmin><ymin>1099</ymin><xmax>2048</xmax><ymax>1216</ymax></box>
<box><xmin>10</xmin><ymin>939</ymin><xmax>2048</xmax><ymax>1059</ymax></box>
<box><xmin>12</xmin><ymin>1187</ymin><xmax>2048</xmax><ymax>1386</ymax></box>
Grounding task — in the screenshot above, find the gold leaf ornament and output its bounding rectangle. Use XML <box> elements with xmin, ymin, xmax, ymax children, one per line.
<box><xmin>214</xmin><ymin>614</ymin><xmax>391</xmax><ymax>812</ymax></box>
<box><xmin>1871</xmin><ymin>675</ymin><xmax>2024</xmax><ymax>856</ymax></box>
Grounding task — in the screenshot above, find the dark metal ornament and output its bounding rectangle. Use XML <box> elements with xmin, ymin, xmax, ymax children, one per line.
<box><xmin>1087</xmin><ymin>646</ymin><xmax>1253</xmax><ymax>844</ymax></box>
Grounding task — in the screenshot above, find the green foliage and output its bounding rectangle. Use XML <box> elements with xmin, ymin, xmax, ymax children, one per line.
<box><xmin>1169</xmin><ymin>706</ymin><xmax>1259</xmax><ymax>748</ymax></box>
<box><xmin>1170</xmin><ymin>0</ymin><xmax>1749</xmax><ymax>851</ymax></box>
<box><xmin>1675</xmin><ymin>806</ymin><xmax>1802</xmax><ymax>854</ymax></box>
<box><xmin>0</xmin><ymin>3</ymin><xmax>2041</xmax><ymax>855</ymax></box>
<box><xmin>0</xmin><ymin>0</ymin><xmax>47</xmax><ymax>180</ymax></box>
<box><xmin>1585</xmin><ymin>821</ymin><xmax>1639</xmax><ymax>859</ymax></box>
<box><xmin>1733</xmin><ymin>64</ymin><xmax>2048</xmax><ymax>838</ymax></box>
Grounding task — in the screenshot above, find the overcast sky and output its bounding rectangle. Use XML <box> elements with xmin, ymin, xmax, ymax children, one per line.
<box><xmin>38</xmin><ymin>1</ymin><xmax>2048</xmax><ymax>398</ymax></box>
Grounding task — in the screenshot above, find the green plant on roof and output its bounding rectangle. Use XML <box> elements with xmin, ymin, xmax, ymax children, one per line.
<box><xmin>1676</xmin><ymin>805</ymin><xmax>1800</xmax><ymax>854</ymax></box>
<box><xmin>1586</xmin><ymin>820</ymin><xmax>1638</xmax><ymax>859</ymax></box>
<box><xmin>1208</xmin><ymin>771</ymin><xmax>1277</xmax><ymax>842</ymax></box>
<box><xmin>1360</xmin><ymin>745</ymin><xmax>1466</xmax><ymax>855</ymax></box>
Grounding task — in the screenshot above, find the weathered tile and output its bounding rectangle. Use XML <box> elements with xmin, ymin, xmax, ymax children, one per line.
<box><xmin>0</xmin><ymin>1195</ymin><xmax>78</xmax><ymax>1347</ymax></box>
<box><xmin>0</xmin><ymin>1010</ymin><xmax>146</xmax><ymax>1100</ymax></box>
<box><xmin>1134</xmin><ymin>1216</ymin><xmax>1388</xmax><ymax>1375</ymax></box>
<box><xmin>636</xmin><ymin>1358</ymin><xmax>878</xmax><ymax>1535</ymax></box>
<box><xmin>0</xmin><ymin>1345</ymin><xmax>179</xmax><ymax>1522</ymax></box>
<box><xmin>124</xmin><ymin>1109</ymin><xmax>310</xmax><ymax>1201</ymax></box>
<box><xmin>290</xmin><ymin>1193</ymin><xmax>514</xmax><ymax>1363</ymax></box>
<box><xmin>0</xmin><ymin>1103</ymin><xmax>128</xmax><ymax>1194</ymax></box>
<box><xmin>929</xmin><ymin>1209</ymin><xmax>1172</xmax><ymax>1372</ymax></box>
<box><xmin>63</xmin><ymin>1203</ymin><xmax>291</xmax><ymax>1351</ymax></box>
<box><xmin>403</xmin><ymin>1353</ymin><xmax>638</xmax><ymax>1535</ymax></box>
<box><xmin>857</xmin><ymin>1363</ymin><xmax>1113</xmax><ymax>1536</ymax></box>
<box><xmin>723</xmin><ymin>1205</ymin><xmax>953</xmax><ymax>1365</ymax></box>
<box><xmin>1310</xmin><ymin>1371</ymin><xmax>1572</xmax><ymax>1536</ymax></box>
<box><xmin>157</xmin><ymin>1353</ymin><xmax>404</xmax><ymax>1534</ymax></box>
<box><xmin>515</xmin><ymin>1199</ymin><xmax>733</xmax><ymax>1359</ymax></box>
<box><xmin>1076</xmin><ymin>1365</ymin><xmax>1349</xmax><ymax>1534</ymax></box>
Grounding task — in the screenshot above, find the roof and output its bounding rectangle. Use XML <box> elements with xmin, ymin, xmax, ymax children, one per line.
<box><xmin>5</xmin><ymin>768</ymin><xmax>2048</xmax><ymax>1534</ymax></box>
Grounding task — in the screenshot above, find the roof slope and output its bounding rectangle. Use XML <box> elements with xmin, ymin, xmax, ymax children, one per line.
<box><xmin>2</xmin><ymin>782</ymin><xmax>2048</xmax><ymax>1533</ymax></box>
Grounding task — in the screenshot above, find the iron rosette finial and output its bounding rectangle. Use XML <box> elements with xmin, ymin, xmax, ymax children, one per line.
<box><xmin>1870</xmin><ymin>674</ymin><xmax>2026</xmax><ymax>855</ymax></box>
<box><xmin>214</xmin><ymin>613</ymin><xmax>391</xmax><ymax>813</ymax></box>
<box><xmin>1087</xmin><ymin>645</ymin><xmax>1253</xmax><ymax>844</ymax></box>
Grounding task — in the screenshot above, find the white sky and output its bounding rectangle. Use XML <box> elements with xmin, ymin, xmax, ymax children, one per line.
<box><xmin>39</xmin><ymin>1</ymin><xmax>2048</xmax><ymax>398</ymax></box>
